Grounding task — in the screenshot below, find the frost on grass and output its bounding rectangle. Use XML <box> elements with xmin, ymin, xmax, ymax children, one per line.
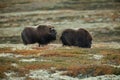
<box><xmin>4</xmin><ymin>72</ymin><xmax>25</xmax><ymax>80</ymax></box>
<box><xmin>0</xmin><ymin>43</ymin><xmax>120</xmax><ymax>80</ymax></box>
<box><xmin>19</xmin><ymin>58</ymin><xmax>52</xmax><ymax>62</ymax></box>
<box><xmin>28</xmin><ymin>69</ymin><xmax>79</xmax><ymax>80</ymax></box>
<box><xmin>93</xmin><ymin>42</ymin><xmax>120</xmax><ymax>49</ymax></box>
<box><xmin>93</xmin><ymin>54</ymin><xmax>104</xmax><ymax>60</ymax></box>
<box><xmin>81</xmin><ymin>75</ymin><xmax>120</xmax><ymax>80</ymax></box>
<box><xmin>0</xmin><ymin>53</ymin><xmax>23</xmax><ymax>58</ymax></box>
<box><xmin>89</xmin><ymin>54</ymin><xmax>104</xmax><ymax>60</ymax></box>
<box><xmin>0</xmin><ymin>44</ymin><xmax>32</xmax><ymax>50</ymax></box>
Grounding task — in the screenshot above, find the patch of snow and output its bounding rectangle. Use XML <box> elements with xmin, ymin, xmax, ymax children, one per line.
<box><xmin>89</xmin><ymin>54</ymin><xmax>104</xmax><ymax>60</ymax></box>
<box><xmin>0</xmin><ymin>44</ymin><xmax>33</xmax><ymax>50</ymax></box>
<box><xmin>28</xmin><ymin>69</ymin><xmax>79</xmax><ymax>80</ymax></box>
<box><xmin>110</xmin><ymin>65</ymin><xmax>120</xmax><ymax>68</ymax></box>
<box><xmin>51</xmin><ymin>71</ymin><xmax>79</xmax><ymax>80</ymax></box>
<box><xmin>3</xmin><ymin>69</ymin><xmax>120</xmax><ymax>80</ymax></box>
<box><xmin>93</xmin><ymin>54</ymin><xmax>104</xmax><ymax>60</ymax></box>
<box><xmin>19</xmin><ymin>58</ymin><xmax>51</xmax><ymax>62</ymax></box>
<box><xmin>40</xmin><ymin>59</ymin><xmax>52</xmax><ymax>62</ymax></box>
<box><xmin>15</xmin><ymin>55</ymin><xmax>23</xmax><ymax>58</ymax></box>
<box><xmin>0</xmin><ymin>53</ymin><xmax>14</xmax><ymax>57</ymax></box>
<box><xmin>11</xmin><ymin>45</ymin><xmax>33</xmax><ymax>50</ymax></box>
<box><xmin>64</xmin><ymin>46</ymin><xmax>72</xmax><ymax>49</ymax></box>
<box><xmin>11</xmin><ymin>63</ymin><xmax>18</xmax><ymax>68</ymax></box>
<box><xmin>4</xmin><ymin>77</ymin><xmax>25</xmax><ymax>80</ymax></box>
<box><xmin>0</xmin><ymin>53</ymin><xmax>23</xmax><ymax>58</ymax></box>
<box><xmin>28</xmin><ymin>70</ymin><xmax>120</xmax><ymax>80</ymax></box>
<box><xmin>4</xmin><ymin>72</ymin><xmax>25</xmax><ymax>80</ymax></box>
<box><xmin>4</xmin><ymin>72</ymin><xmax>16</xmax><ymax>77</ymax></box>
<box><xmin>19</xmin><ymin>58</ymin><xmax>37</xmax><ymax>62</ymax></box>
<box><xmin>81</xmin><ymin>75</ymin><xmax>120</xmax><ymax>80</ymax></box>
<box><xmin>103</xmin><ymin>64</ymin><xmax>120</xmax><ymax>68</ymax></box>
<box><xmin>29</xmin><ymin>70</ymin><xmax>50</xmax><ymax>80</ymax></box>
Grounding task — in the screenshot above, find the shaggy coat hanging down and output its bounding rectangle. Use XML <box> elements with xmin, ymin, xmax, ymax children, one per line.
<box><xmin>60</xmin><ymin>28</ymin><xmax>92</xmax><ymax>48</ymax></box>
<box><xmin>21</xmin><ymin>25</ymin><xmax>57</xmax><ymax>46</ymax></box>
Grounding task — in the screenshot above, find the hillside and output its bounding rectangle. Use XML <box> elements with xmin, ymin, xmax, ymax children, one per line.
<box><xmin>0</xmin><ymin>0</ymin><xmax>120</xmax><ymax>80</ymax></box>
<box><xmin>0</xmin><ymin>0</ymin><xmax>120</xmax><ymax>13</ymax></box>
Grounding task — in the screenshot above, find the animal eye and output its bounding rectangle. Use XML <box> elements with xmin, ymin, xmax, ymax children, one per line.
<box><xmin>50</xmin><ymin>27</ymin><xmax>54</xmax><ymax>31</ymax></box>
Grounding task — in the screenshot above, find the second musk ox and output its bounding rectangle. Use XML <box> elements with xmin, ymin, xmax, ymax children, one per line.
<box><xmin>60</xmin><ymin>28</ymin><xmax>92</xmax><ymax>48</ymax></box>
<box><xmin>21</xmin><ymin>25</ymin><xmax>57</xmax><ymax>46</ymax></box>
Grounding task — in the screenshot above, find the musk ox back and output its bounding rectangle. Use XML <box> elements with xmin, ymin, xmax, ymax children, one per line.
<box><xmin>60</xmin><ymin>28</ymin><xmax>92</xmax><ymax>48</ymax></box>
<box><xmin>21</xmin><ymin>25</ymin><xmax>57</xmax><ymax>46</ymax></box>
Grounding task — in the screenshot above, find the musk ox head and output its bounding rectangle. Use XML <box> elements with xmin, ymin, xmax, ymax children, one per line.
<box><xmin>60</xmin><ymin>28</ymin><xmax>92</xmax><ymax>48</ymax></box>
<box><xmin>21</xmin><ymin>25</ymin><xmax>57</xmax><ymax>46</ymax></box>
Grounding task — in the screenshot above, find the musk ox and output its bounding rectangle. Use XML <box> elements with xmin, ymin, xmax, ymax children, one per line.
<box><xmin>60</xmin><ymin>28</ymin><xmax>92</xmax><ymax>48</ymax></box>
<box><xmin>21</xmin><ymin>25</ymin><xmax>57</xmax><ymax>46</ymax></box>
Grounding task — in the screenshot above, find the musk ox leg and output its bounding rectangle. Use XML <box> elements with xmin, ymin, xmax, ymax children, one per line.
<box><xmin>85</xmin><ymin>41</ymin><xmax>92</xmax><ymax>48</ymax></box>
<box><xmin>38</xmin><ymin>44</ymin><xmax>46</xmax><ymax>47</ymax></box>
<box><xmin>39</xmin><ymin>44</ymin><xmax>40</xmax><ymax>47</ymax></box>
<box><xmin>79</xmin><ymin>42</ymin><xmax>91</xmax><ymax>48</ymax></box>
<box><xmin>38</xmin><ymin>44</ymin><xmax>41</xmax><ymax>47</ymax></box>
<box><xmin>78</xmin><ymin>38</ymin><xmax>92</xmax><ymax>48</ymax></box>
<box><xmin>38</xmin><ymin>42</ymin><xmax>45</xmax><ymax>47</ymax></box>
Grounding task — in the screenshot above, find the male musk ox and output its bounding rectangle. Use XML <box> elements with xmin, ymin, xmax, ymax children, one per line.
<box><xmin>21</xmin><ymin>25</ymin><xmax>57</xmax><ymax>47</ymax></box>
<box><xmin>60</xmin><ymin>28</ymin><xmax>92</xmax><ymax>48</ymax></box>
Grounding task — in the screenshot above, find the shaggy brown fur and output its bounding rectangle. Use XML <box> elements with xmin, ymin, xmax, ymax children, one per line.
<box><xmin>21</xmin><ymin>25</ymin><xmax>56</xmax><ymax>46</ymax></box>
<box><xmin>60</xmin><ymin>28</ymin><xmax>92</xmax><ymax>48</ymax></box>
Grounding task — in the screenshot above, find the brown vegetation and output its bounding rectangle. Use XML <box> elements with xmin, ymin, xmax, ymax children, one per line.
<box><xmin>100</xmin><ymin>49</ymin><xmax>120</xmax><ymax>64</ymax></box>
<box><xmin>40</xmin><ymin>51</ymin><xmax>78</xmax><ymax>57</ymax></box>
<box><xmin>63</xmin><ymin>65</ymin><xmax>120</xmax><ymax>77</ymax></box>
<box><xmin>0</xmin><ymin>47</ymin><xmax>41</xmax><ymax>55</ymax></box>
<box><xmin>0</xmin><ymin>47</ymin><xmax>12</xmax><ymax>53</ymax></box>
<box><xmin>13</xmin><ymin>49</ymin><xmax>41</xmax><ymax>55</ymax></box>
<box><xmin>0</xmin><ymin>57</ymin><xmax>28</xmax><ymax>78</ymax></box>
<box><xmin>0</xmin><ymin>46</ymin><xmax>120</xmax><ymax>78</ymax></box>
<box><xmin>24</xmin><ymin>63</ymin><xmax>53</xmax><ymax>70</ymax></box>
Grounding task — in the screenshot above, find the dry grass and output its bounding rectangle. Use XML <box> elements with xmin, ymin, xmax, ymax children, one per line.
<box><xmin>0</xmin><ymin>65</ymin><xmax>8</xmax><ymax>78</ymax></box>
<box><xmin>0</xmin><ymin>47</ymin><xmax>12</xmax><ymax>53</ymax></box>
<box><xmin>63</xmin><ymin>65</ymin><xmax>120</xmax><ymax>77</ymax></box>
<box><xmin>100</xmin><ymin>49</ymin><xmax>120</xmax><ymax>64</ymax></box>
<box><xmin>0</xmin><ymin>47</ymin><xmax>41</xmax><ymax>56</ymax></box>
<box><xmin>13</xmin><ymin>49</ymin><xmax>41</xmax><ymax>55</ymax></box>
<box><xmin>0</xmin><ymin>46</ymin><xmax>120</xmax><ymax>78</ymax></box>
<box><xmin>0</xmin><ymin>57</ymin><xmax>28</xmax><ymax>78</ymax></box>
<box><xmin>40</xmin><ymin>51</ymin><xmax>78</xmax><ymax>57</ymax></box>
<box><xmin>23</xmin><ymin>63</ymin><xmax>53</xmax><ymax>70</ymax></box>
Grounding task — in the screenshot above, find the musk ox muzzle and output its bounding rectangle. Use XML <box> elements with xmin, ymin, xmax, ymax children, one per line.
<box><xmin>21</xmin><ymin>25</ymin><xmax>57</xmax><ymax>46</ymax></box>
<box><xmin>60</xmin><ymin>28</ymin><xmax>92</xmax><ymax>48</ymax></box>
